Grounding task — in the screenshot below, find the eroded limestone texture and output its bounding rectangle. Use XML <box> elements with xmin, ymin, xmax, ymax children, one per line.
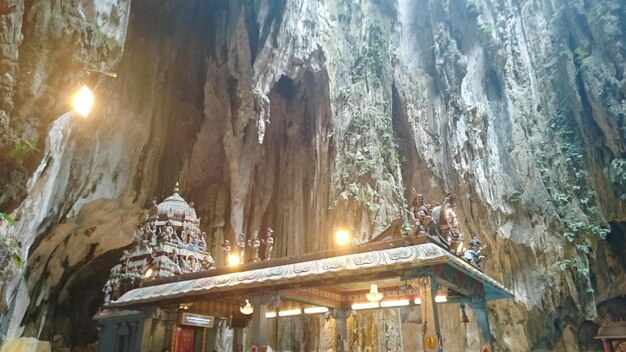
<box><xmin>0</xmin><ymin>0</ymin><xmax>625</xmax><ymax>350</ymax></box>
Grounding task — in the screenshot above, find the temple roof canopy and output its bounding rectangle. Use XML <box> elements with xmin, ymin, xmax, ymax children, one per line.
<box><xmin>109</xmin><ymin>242</ymin><xmax>512</xmax><ymax>309</ymax></box>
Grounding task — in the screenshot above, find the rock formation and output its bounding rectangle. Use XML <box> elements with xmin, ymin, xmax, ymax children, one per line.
<box><xmin>0</xmin><ymin>0</ymin><xmax>624</xmax><ymax>350</ymax></box>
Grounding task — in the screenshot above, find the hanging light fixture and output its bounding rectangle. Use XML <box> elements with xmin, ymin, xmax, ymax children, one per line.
<box><xmin>366</xmin><ymin>284</ymin><xmax>384</xmax><ymax>302</ymax></box>
<box><xmin>435</xmin><ymin>286</ymin><xmax>448</xmax><ymax>303</ymax></box>
<box><xmin>239</xmin><ymin>299</ymin><xmax>253</xmax><ymax>315</ymax></box>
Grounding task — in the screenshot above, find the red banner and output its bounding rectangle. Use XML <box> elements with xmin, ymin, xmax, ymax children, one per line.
<box><xmin>175</xmin><ymin>326</ymin><xmax>194</xmax><ymax>352</ymax></box>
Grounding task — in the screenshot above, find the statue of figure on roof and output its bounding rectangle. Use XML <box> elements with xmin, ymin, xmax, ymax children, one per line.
<box><xmin>443</xmin><ymin>193</ymin><xmax>465</xmax><ymax>252</ymax></box>
<box><xmin>163</xmin><ymin>221</ymin><xmax>175</xmax><ymax>242</ymax></box>
<box><xmin>180</xmin><ymin>256</ymin><xmax>191</xmax><ymax>273</ymax></box>
<box><xmin>248</xmin><ymin>231</ymin><xmax>261</xmax><ymax>262</ymax></box>
<box><xmin>103</xmin><ymin>279</ymin><xmax>113</xmax><ymax>304</ymax></box>
<box><xmin>187</xmin><ymin>229</ymin><xmax>199</xmax><ymax>250</ymax></box>
<box><xmin>463</xmin><ymin>236</ymin><xmax>486</xmax><ymax>269</ymax></box>
<box><xmin>149</xmin><ymin>229</ymin><xmax>158</xmax><ymax>247</ymax></box>
<box><xmin>262</xmin><ymin>228</ymin><xmax>274</xmax><ymax>260</ymax></box>
<box><xmin>189</xmin><ymin>256</ymin><xmax>202</xmax><ymax>272</ymax></box>
<box><xmin>180</xmin><ymin>230</ymin><xmax>188</xmax><ymax>247</ymax></box>
<box><xmin>237</xmin><ymin>233</ymin><xmax>246</xmax><ymax>264</ymax></box>
<box><xmin>145</xmin><ymin>220</ymin><xmax>157</xmax><ymax>242</ymax></box>
<box><xmin>149</xmin><ymin>197</ymin><xmax>158</xmax><ymax>219</ymax></box>
<box><xmin>201</xmin><ymin>257</ymin><xmax>214</xmax><ymax>270</ymax></box>
<box><xmin>428</xmin><ymin>193</ymin><xmax>465</xmax><ymax>254</ymax></box>
<box><xmin>169</xmin><ymin>252</ymin><xmax>182</xmax><ymax>274</ymax></box>
<box><xmin>134</xmin><ymin>226</ymin><xmax>144</xmax><ymax>247</ymax></box>
<box><xmin>410</xmin><ymin>192</ymin><xmax>431</xmax><ymax>235</ymax></box>
<box><xmin>222</xmin><ymin>240</ymin><xmax>231</xmax><ymax>266</ymax></box>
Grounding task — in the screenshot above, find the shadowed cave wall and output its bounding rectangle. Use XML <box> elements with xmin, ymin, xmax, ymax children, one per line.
<box><xmin>0</xmin><ymin>0</ymin><xmax>625</xmax><ymax>351</ymax></box>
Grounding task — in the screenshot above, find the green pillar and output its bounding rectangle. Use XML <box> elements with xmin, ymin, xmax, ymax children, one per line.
<box><xmin>468</xmin><ymin>297</ymin><xmax>493</xmax><ymax>350</ymax></box>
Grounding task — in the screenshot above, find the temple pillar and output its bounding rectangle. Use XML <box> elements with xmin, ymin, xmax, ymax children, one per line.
<box><xmin>467</xmin><ymin>297</ymin><xmax>493</xmax><ymax>349</ymax></box>
<box><xmin>412</xmin><ymin>276</ymin><xmax>443</xmax><ymax>352</ymax></box>
<box><xmin>334</xmin><ymin>309</ymin><xmax>350</xmax><ymax>352</ymax></box>
<box><xmin>250</xmin><ymin>300</ymin><xmax>268</xmax><ymax>347</ymax></box>
<box><xmin>248</xmin><ymin>294</ymin><xmax>278</xmax><ymax>350</ymax></box>
<box><xmin>233</xmin><ymin>327</ymin><xmax>244</xmax><ymax>352</ymax></box>
<box><xmin>164</xmin><ymin>321</ymin><xmax>173</xmax><ymax>349</ymax></box>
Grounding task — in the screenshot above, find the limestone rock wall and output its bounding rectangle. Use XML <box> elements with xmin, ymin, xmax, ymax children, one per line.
<box><xmin>0</xmin><ymin>0</ymin><xmax>625</xmax><ymax>350</ymax></box>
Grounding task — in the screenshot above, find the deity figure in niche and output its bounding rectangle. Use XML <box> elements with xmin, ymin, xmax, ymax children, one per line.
<box><xmin>163</xmin><ymin>222</ymin><xmax>175</xmax><ymax>242</ymax></box>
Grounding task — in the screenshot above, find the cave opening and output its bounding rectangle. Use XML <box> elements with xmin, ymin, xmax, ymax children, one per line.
<box><xmin>60</xmin><ymin>249</ymin><xmax>125</xmax><ymax>348</ymax></box>
<box><xmin>261</xmin><ymin>70</ymin><xmax>333</xmax><ymax>257</ymax></box>
<box><xmin>607</xmin><ymin>221</ymin><xmax>626</xmax><ymax>268</ymax></box>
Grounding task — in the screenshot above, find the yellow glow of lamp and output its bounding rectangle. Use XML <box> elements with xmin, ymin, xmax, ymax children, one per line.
<box><xmin>435</xmin><ymin>286</ymin><xmax>448</xmax><ymax>303</ymax></box>
<box><xmin>144</xmin><ymin>268</ymin><xmax>154</xmax><ymax>279</ymax></box>
<box><xmin>335</xmin><ymin>229</ymin><xmax>351</xmax><ymax>246</ymax></box>
<box><xmin>366</xmin><ymin>284</ymin><xmax>384</xmax><ymax>302</ymax></box>
<box><xmin>227</xmin><ymin>254</ymin><xmax>241</xmax><ymax>266</ymax></box>
<box><xmin>240</xmin><ymin>299</ymin><xmax>253</xmax><ymax>315</ymax></box>
<box><xmin>71</xmin><ymin>85</ymin><xmax>95</xmax><ymax>118</ymax></box>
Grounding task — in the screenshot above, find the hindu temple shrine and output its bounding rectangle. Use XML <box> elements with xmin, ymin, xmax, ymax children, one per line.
<box><xmin>1</xmin><ymin>1</ymin><xmax>625</xmax><ymax>352</ymax></box>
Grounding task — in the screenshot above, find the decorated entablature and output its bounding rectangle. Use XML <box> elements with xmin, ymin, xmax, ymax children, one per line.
<box><xmin>102</xmin><ymin>184</ymin><xmax>215</xmax><ymax>304</ymax></box>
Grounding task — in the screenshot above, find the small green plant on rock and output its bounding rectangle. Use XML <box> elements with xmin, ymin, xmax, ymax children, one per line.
<box><xmin>1</xmin><ymin>212</ymin><xmax>23</xmax><ymax>268</ymax></box>
<box><xmin>9</xmin><ymin>138</ymin><xmax>38</xmax><ymax>162</ymax></box>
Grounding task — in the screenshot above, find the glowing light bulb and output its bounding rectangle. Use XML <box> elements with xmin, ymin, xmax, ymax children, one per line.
<box><xmin>71</xmin><ymin>85</ymin><xmax>95</xmax><ymax>117</ymax></box>
<box><xmin>227</xmin><ymin>254</ymin><xmax>241</xmax><ymax>266</ymax></box>
<box><xmin>335</xmin><ymin>229</ymin><xmax>351</xmax><ymax>246</ymax></box>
